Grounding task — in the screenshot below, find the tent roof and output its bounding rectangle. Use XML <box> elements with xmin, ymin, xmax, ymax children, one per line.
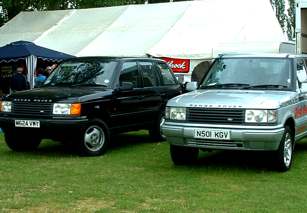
<box><xmin>0</xmin><ymin>0</ymin><xmax>287</xmax><ymax>59</ymax></box>
<box><xmin>0</xmin><ymin>40</ymin><xmax>73</xmax><ymax>61</ymax></box>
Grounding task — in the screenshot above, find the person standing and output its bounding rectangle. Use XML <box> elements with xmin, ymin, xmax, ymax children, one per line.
<box><xmin>35</xmin><ymin>68</ymin><xmax>47</xmax><ymax>87</ymax></box>
<box><xmin>11</xmin><ymin>66</ymin><xmax>28</xmax><ymax>92</ymax></box>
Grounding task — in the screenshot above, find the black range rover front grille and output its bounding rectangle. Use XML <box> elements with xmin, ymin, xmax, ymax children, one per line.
<box><xmin>187</xmin><ymin>108</ymin><xmax>245</xmax><ymax>125</ymax></box>
<box><xmin>12</xmin><ymin>101</ymin><xmax>53</xmax><ymax>117</ymax></box>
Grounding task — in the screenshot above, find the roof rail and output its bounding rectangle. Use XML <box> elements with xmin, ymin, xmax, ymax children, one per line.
<box><xmin>218</xmin><ymin>53</ymin><xmax>252</xmax><ymax>58</ymax></box>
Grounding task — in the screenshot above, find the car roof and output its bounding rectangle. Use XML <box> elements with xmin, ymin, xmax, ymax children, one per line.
<box><xmin>218</xmin><ymin>53</ymin><xmax>307</xmax><ymax>59</ymax></box>
<box><xmin>64</xmin><ymin>56</ymin><xmax>166</xmax><ymax>63</ymax></box>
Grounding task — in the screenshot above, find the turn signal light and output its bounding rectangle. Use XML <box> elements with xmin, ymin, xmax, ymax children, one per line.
<box><xmin>70</xmin><ymin>103</ymin><xmax>81</xmax><ymax>116</ymax></box>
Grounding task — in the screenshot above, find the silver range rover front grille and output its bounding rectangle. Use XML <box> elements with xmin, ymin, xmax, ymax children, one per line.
<box><xmin>186</xmin><ymin>108</ymin><xmax>245</xmax><ymax>125</ymax></box>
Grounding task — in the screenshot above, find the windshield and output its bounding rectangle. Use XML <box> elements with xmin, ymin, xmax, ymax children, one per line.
<box><xmin>44</xmin><ymin>60</ymin><xmax>118</xmax><ymax>87</ymax></box>
<box><xmin>200</xmin><ymin>58</ymin><xmax>292</xmax><ymax>90</ymax></box>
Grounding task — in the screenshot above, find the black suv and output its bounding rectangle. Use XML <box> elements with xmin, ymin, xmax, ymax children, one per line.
<box><xmin>0</xmin><ymin>57</ymin><xmax>182</xmax><ymax>156</ymax></box>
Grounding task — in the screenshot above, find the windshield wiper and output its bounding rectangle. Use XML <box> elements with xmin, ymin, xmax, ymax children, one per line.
<box><xmin>242</xmin><ymin>84</ymin><xmax>289</xmax><ymax>89</ymax></box>
<box><xmin>43</xmin><ymin>82</ymin><xmax>72</xmax><ymax>87</ymax></box>
<box><xmin>71</xmin><ymin>83</ymin><xmax>108</xmax><ymax>87</ymax></box>
<box><xmin>200</xmin><ymin>83</ymin><xmax>251</xmax><ymax>89</ymax></box>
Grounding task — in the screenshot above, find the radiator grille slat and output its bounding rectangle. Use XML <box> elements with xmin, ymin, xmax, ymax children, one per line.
<box><xmin>12</xmin><ymin>101</ymin><xmax>53</xmax><ymax>117</ymax></box>
<box><xmin>187</xmin><ymin>108</ymin><xmax>245</xmax><ymax>124</ymax></box>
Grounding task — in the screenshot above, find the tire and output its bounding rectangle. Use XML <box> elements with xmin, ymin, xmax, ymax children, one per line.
<box><xmin>149</xmin><ymin>112</ymin><xmax>166</xmax><ymax>141</ymax></box>
<box><xmin>4</xmin><ymin>129</ymin><xmax>41</xmax><ymax>152</ymax></box>
<box><xmin>170</xmin><ymin>144</ymin><xmax>199</xmax><ymax>165</ymax></box>
<box><xmin>78</xmin><ymin>121</ymin><xmax>110</xmax><ymax>156</ymax></box>
<box><xmin>274</xmin><ymin>126</ymin><xmax>294</xmax><ymax>172</ymax></box>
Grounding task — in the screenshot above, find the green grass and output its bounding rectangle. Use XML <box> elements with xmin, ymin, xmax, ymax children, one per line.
<box><xmin>0</xmin><ymin>131</ymin><xmax>307</xmax><ymax>212</ymax></box>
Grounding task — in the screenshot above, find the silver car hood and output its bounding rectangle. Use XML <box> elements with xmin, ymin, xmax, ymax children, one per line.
<box><xmin>168</xmin><ymin>89</ymin><xmax>297</xmax><ymax>109</ymax></box>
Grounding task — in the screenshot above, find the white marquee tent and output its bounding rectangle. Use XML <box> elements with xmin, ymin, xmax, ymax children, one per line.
<box><xmin>0</xmin><ymin>0</ymin><xmax>288</xmax><ymax>78</ymax></box>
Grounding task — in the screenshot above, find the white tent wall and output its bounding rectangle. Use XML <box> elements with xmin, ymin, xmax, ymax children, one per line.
<box><xmin>148</xmin><ymin>0</ymin><xmax>285</xmax><ymax>59</ymax></box>
<box><xmin>0</xmin><ymin>0</ymin><xmax>288</xmax><ymax>82</ymax></box>
<box><xmin>35</xmin><ymin>6</ymin><xmax>127</xmax><ymax>55</ymax></box>
<box><xmin>0</xmin><ymin>10</ymin><xmax>70</xmax><ymax>47</ymax></box>
<box><xmin>77</xmin><ymin>2</ymin><xmax>190</xmax><ymax>57</ymax></box>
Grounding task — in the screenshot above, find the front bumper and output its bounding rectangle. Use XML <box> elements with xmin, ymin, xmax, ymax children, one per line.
<box><xmin>0</xmin><ymin>116</ymin><xmax>89</xmax><ymax>137</ymax></box>
<box><xmin>162</xmin><ymin>122</ymin><xmax>285</xmax><ymax>151</ymax></box>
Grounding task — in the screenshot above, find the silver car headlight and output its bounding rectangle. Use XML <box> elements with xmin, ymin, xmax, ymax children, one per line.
<box><xmin>245</xmin><ymin>110</ymin><xmax>277</xmax><ymax>123</ymax></box>
<box><xmin>169</xmin><ymin>107</ymin><xmax>186</xmax><ymax>120</ymax></box>
<box><xmin>0</xmin><ymin>101</ymin><xmax>12</xmax><ymax>112</ymax></box>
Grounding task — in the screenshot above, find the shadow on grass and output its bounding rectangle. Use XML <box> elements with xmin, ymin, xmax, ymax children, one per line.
<box><xmin>195</xmin><ymin>151</ymin><xmax>276</xmax><ymax>171</ymax></box>
<box><xmin>109</xmin><ymin>131</ymin><xmax>155</xmax><ymax>150</ymax></box>
<box><xmin>2</xmin><ymin>131</ymin><xmax>307</xmax><ymax>172</ymax></box>
<box><xmin>179</xmin><ymin>139</ymin><xmax>307</xmax><ymax>172</ymax></box>
<box><xmin>1</xmin><ymin>131</ymin><xmax>157</xmax><ymax>158</ymax></box>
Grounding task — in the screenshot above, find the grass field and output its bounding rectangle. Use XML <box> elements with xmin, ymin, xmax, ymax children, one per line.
<box><xmin>0</xmin><ymin>131</ymin><xmax>307</xmax><ymax>212</ymax></box>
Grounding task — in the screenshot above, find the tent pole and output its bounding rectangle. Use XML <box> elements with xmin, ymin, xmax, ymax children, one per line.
<box><xmin>25</xmin><ymin>55</ymin><xmax>38</xmax><ymax>89</ymax></box>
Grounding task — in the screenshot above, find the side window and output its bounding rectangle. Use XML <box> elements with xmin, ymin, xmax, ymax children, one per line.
<box><xmin>156</xmin><ymin>63</ymin><xmax>177</xmax><ymax>85</ymax></box>
<box><xmin>139</xmin><ymin>62</ymin><xmax>158</xmax><ymax>87</ymax></box>
<box><xmin>119</xmin><ymin>62</ymin><xmax>140</xmax><ymax>88</ymax></box>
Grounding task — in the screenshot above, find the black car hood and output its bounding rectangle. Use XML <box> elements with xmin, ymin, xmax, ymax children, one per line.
<box><xmin>7</xmin><ymin>87</ymin><xmax>113</xmax><ymax>102</ymax></box>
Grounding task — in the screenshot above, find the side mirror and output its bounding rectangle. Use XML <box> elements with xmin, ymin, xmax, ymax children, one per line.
<box><xmin>186</xmin><ymin>81</ymin><xmax>198</xmax><ymax>91</ymax></box>
<box><xmin>119</xmin><ymin>81</ymin><xmax>134</xmax><ymax>91</ymax></box>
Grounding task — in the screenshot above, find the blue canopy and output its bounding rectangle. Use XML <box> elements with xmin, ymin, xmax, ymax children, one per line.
<box><xmin>0</xmin><ymin>41</ymin><xmax>74</xmax><ymax>88</ymax></box>
<box><xmin>0</xmin><ymin>40</ymin><xmax>73</xmax><ymax>62</ymax></box>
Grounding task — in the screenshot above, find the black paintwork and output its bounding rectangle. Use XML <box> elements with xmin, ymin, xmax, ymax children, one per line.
<box><xmin>0</xmin><ymin>57</ymin><xmax>182</xmax><ymax>140</ymax></box>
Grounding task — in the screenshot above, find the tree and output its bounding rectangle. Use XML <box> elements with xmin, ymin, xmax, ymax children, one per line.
<box><xmin>271</xmin><ymin>0</ymin><xmax>296</xmax><ymax>40</ymax></box>
<box><xmin>286</xmin><ymin>0</ymin><xmax>295</xmax><ymax>40</ymax></box>
<box><xmin>271</xmin><ymin>0</ymin><xmax>287</xmax><ymax>32</ymax></box>
<box><xmin>76</xmin><ymin>0</ymin><xmax>144</xmax><ymax>8</ymax></box>
<box><xmin>0</xmin><ymin>0</ymin><xmax>8</xmax><ymax>26</ymax></box>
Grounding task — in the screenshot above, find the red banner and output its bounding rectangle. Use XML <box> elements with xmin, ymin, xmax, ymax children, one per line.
<box><xmin>162</xmin><ymin>57</ymin><xmax>190</xmax><ymax>73</ymax></box>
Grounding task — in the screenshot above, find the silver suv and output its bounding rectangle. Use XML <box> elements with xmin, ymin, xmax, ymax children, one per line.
<box><xmin>162</xmin><ymin>54</ymin><xmax>307</xmax><ymax>171</ymax></box>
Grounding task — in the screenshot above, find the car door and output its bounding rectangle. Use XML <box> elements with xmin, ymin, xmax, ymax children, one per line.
<box><xmin>154</xmin><ymin>62</ymin><xmax>182</xmax><ymax>109</ymax></box>
<box><xmin>138</xmin><ymin>61</ymin><xmax>162</xmax><ymax>123</ymax></box>
<box><xmin>295</xmin><ymin>58</ymin><xmax>307</xmax><ymax>138</ymax></box>
<box><xmin>112</xmin><ymin>61</ymin><xmax>144</xmax><ymax>128</ymax></box>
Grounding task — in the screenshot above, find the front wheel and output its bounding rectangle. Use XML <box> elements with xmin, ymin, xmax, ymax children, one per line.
<box><xmin>78</xmin><ymin>121</ymin><xmax>110</xmax><ymax>156</ymax></box>
<box><xmin>4</xmin><ymin>129</ymin><xmax>41</xmax><ymax>152</ymax></box>
<box><xmin>274</xmin><ymin>126</ymin><xmax>294</xmax><ymax>172</ymax></box>
<box><xmin>170</xmin><ymin>144</ymin><xmax>199</xmax><ymax>165</ymax></box>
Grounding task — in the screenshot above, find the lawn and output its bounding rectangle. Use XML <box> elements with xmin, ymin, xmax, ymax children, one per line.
<box><xmin>0</xmin><ymin>131</ymin><xmax>307</xmax><ymax>212</ymax></box>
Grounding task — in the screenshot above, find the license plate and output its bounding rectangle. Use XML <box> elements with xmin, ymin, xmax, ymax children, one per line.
<box><xmin>15</xmin><ymin>120</ymin><xmax>40</xmax><ymax>128</ymax></box>
<box><xmin>194</xmin><ymin>128</ymin><xmax>230</xmax><ymax>140</ymax></box>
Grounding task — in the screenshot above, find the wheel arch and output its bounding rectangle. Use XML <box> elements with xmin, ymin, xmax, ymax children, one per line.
<box><xmin>86</xmin><ymin>109</ymin><xmax>111</xmax><ymax>127</ymax></box>
<box><xmin>284</xmin><ymin>117</ymin><xmax>295</xmax><ymax>137</ymax></box>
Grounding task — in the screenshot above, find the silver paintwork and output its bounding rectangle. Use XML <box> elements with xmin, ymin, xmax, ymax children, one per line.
<box><xmin>169</xmin><ymin>90</ymin><xmax>297</xmax><ymax>109</ymax></box>
<box><xmin>160</xmin><ymin>116</ymin><xmax>166</xmax><ymax>139</ymax></box>
<box><xmin>163</xmin><ymin>55</ymin><xmax>307</xmax><ymax>151</ymax></box>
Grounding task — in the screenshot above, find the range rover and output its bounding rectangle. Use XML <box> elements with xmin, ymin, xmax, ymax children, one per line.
<box><xmin>0</xmin><ymin>57</ymin><xmax>182</xmax><ymax>156</ymax></box>
<box><xmin>162</xmin><ymin>54</ymin><xmax>307</xmax><ymax>171</ymax></box>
